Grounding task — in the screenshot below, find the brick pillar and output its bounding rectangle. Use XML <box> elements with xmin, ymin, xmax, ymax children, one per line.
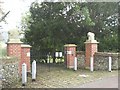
<box><xmin>7</xmin><ymin>43</ymin><xmax>22</xmax><ymax>59</ymax></box>
<box><xmin>64</xmin><ymin>44</ymin><xmax>77</xmax><ymax>69</ymax></box>
<box><xmin>85</xmin><ymin>40</ymin><xmax>99</xmax><ymax>67</ymax></box>
<box><xmin>7</xmin><ymin>39</ymin><xmax>31</xmax><ymax>74</ymax></box>
<box><xmin>7</xmin><ymin>39</ymin><xmax>23</xmax><ymax>74</ymax></box>
<box><xmin>20</xmin><ymin>44</ymin><xmax>31</xmax><ymax>73</ymax></box>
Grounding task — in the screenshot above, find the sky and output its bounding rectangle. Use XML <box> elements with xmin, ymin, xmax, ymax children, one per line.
<box><xmin>0</xmin><ymin>0</ymin><xmax>35</xmax><ymax>41</ymax></box>
<box><xmin>0</xmin><ymin>0</ymin><xmax>58</xmax><ymax>34</ymax></box>
<box><xmin>0</xmin><ymin>0</ymin><xmax>58</xmax><ymax>41</ymax></box>
<box><xmin>1</xmin><ymin>0</ymin><xmax>118</xmax><ymax>32</ymax></box>
<box><xmin>1</xmin><ymin>0</ymin><xmax>35</xmax><ymax>32</ymax></box>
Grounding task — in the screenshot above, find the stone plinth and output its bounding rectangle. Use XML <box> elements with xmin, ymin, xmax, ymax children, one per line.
<box><xmin>85</xmin><ymin>40</ymin><xmax>99</xmax><ymax>67</ymax></box>
<box><xmin>64</xmin><ymin>44</ymin><xmax>77</xmax><ymax>69</ymax></box>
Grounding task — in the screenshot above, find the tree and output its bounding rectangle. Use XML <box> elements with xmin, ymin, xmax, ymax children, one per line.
<box><xmin>0</xmin><ymin>11</ymin><xmax>10</xmax><ymax>22</ymax></box>
<box><xmin>85</xmin><ymin>2</ymin><xmax>118</xmax><ymax>52</ymax></box>
<box><xmin>22</xmin><ymin>2</ymin><xmax>95</xmax><ymax>63</ymax></box>
<box><xmin>22</xmin><ymin>2</ymin><xmax>119</xmax><ymax>63</ymax></box>
<box><xmin>0</xmin><ymin>1</ymin><xmax>10</xmax><ymax>23</ymax></box>
<box><xmin>24</xmin><ymin>2</ymin><xmax>94</xmax><ymax>47</ymax></box>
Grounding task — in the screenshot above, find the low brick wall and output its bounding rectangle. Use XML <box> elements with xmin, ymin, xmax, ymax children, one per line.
<box><xmin>94</xmin><ymin>52</ymin><xmax>119</xmax><ymax>70</ymax></box>
<box><xmin>1</xmin><ymin>57</ymin><xmax>20</xmax><ymax>88</ymax></box>
<box><xmin>77</xmin><ymin>51</ymin><xmax>85</xmax><ymax>69</ymax></box>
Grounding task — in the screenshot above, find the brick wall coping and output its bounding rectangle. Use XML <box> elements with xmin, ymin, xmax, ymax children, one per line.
<box><xmin>64</xmin><ymin>44</ymin><xmax>77</xmax><ymax>47</ymax></box>
<box><xmin>94</xmin><ymin>52</ymin><xmax>119</xmax><ymax>57</ymax></box>
<box><xmin>7</xmin><ymin>39</ymin><xmax>23</xmax><ymax>44</ymax></box>
<box><xmin>21</xmin><ymin>44</ymin><xmax>31</xmax><ymax>48</ymax></box>
<box><xmin>84</xmin><ymin>40</ymin><xmax>99</xmax><ymax>44</ymax></box>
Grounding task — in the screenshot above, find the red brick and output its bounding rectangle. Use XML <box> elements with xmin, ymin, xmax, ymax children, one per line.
<box><xmin>7</xmin><ymin>43</ymin><xmax>31</xmax><ymax>74</ymax></box>
<box><xmin>21</xmin><ymin>47</ymin><xmax>31</xmax><ymax>73</ymax></box>
<box><xmin>85</xmin><ymin>43</ymin><xmax>98</xmax><ymax>67</ymax></box>
<box><xmin>64</xmin><ymin>44</ymin><xmax>77</xmax><ymax>68</ymax></box>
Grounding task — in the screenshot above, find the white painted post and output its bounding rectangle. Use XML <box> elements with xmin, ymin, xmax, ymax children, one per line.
<box><xmin>109</xmin><ymin>56</ymin><xmax>112</xmax><ymax>72</ymax></box>
<box><xmin>32</xmin><ymin>60</ymin><xmax>36</xmax><ymax>81</ymax></box>
<box><xmin>59</xmin><ymin>52</ymin><xmax>62</xmax><ymax>57</ymax></box>
<box><xmin>55</xmin><ymin>52</ymin><xmax>59</xmax><ymax>57</ymax></box>
<box><xmin>22</xmin><ymin>63</ymin><xmax>27</xmax><ymax>86</ymax></box>
<box><xmin>90</xmin><ymin>57</ymin><xmax>94</xmax><ymax>72</ymax></box>
<box><xmin>74</xmin><ymin>57</ymin><xmax>77</xmax><ymax>71</ymax></box>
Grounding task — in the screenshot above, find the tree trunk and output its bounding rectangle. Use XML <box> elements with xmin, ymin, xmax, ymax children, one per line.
<box><xmin>53</xmin><ymin>55</ymin><xmax>56</xmax><ymax>63</ymax></box>
<box><xmin>45</xmin><ymin>59</ymin><xmax>48</xmax><ymax>63</ymax></box>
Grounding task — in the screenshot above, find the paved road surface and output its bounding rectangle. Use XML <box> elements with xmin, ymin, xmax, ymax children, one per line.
<box><xmin>76</xmin><ymin>76</ymin><xmax>118</xmax><ymax>88</ymax></box>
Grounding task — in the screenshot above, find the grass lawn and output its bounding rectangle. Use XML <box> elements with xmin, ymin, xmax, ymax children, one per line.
<box><xmin>12</xmin><ymin>63</ymin><xmax>118</xmax><ymax>88</ymax></box>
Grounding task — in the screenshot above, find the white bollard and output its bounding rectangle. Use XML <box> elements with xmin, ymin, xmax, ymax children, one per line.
<box><xmin>109</xmin><ymin>56</ymin><xmax>112</xmax><ymax>72</ymax></box>
<box><xmin>32</xmin><ymin>60</ymin><xmax>36</xmax><ymax>81</ymax></box>
<box><xmin>22</xmin><ymin>63</ymin><xmax>27</xmax><ymax>86</ymax></box>
<box><xmin>55</xmin><ymin>52</ymin><xmax>59</xmax><ymax>57</ymax></box>
<box><xmin>59</xmin><ymin>52</ymin><xmax>62</xmax><ymax>57</ymax></box>
<box><xmin>90</xmin><ymin>57</ymin><xmax>94</xmax><ymax>72</ymax></box>
<box><xmin>74</xmin><ymin>57</ymin><xmax>77</xmax><ymax>71</ymax></box>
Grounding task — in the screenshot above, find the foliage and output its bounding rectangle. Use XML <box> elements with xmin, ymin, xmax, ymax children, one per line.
<box><xmin>84</xmin><ymin>2</ymin><xmax>119</xmax><ymax>52</ymax></box>
<box><xmin>21</xmin><ymin>2</ymin><xmax>119</xmax><ymax>62</ymax></box>
<box><xmin>0</xmin><ymin>42</ymin><xmax>7</xmax><ymax>57</ymax></box>
<box><xmin>22</xmin><ymin>2</ymin><xmax>94</xmax><ymax>51</ymax></box>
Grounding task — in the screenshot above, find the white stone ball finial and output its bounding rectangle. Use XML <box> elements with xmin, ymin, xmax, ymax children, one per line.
<box><xmin>87</xmin><ymin>32</ymin><xmax>95</xmax><ymax>41</ymax></box>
